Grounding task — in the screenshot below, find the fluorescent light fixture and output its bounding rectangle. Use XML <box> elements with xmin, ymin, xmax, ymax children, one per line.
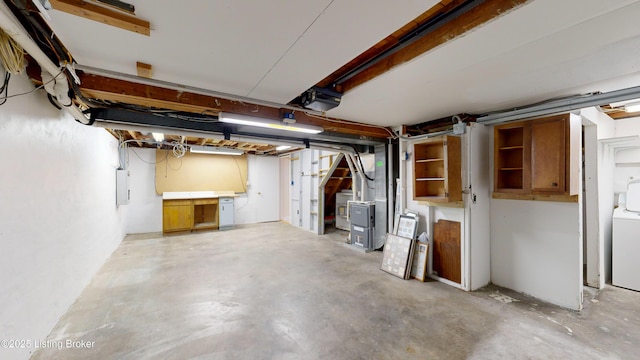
<box><xmin>151</xmin><ymin>132</ymin><xmax>164</xmax><ymax>142</ymax></box>
<box><xmin>190</xmin><ymin>146</ymin><xmax>244</xmax><ymax>156</ymax></box>
<box><xmin>276</xmin><ymin>145</ymin><xmax>292</xmax><ymax>151</ymax></box>
<box><xmin>625</xmin><ymin>103</ymin><xmax>640</xmax><ymax>113</ymax></box>
<box><xmin>219</xmin><ymin>112</ymin><xmax>323</xmax><ymax>134</ymax></box>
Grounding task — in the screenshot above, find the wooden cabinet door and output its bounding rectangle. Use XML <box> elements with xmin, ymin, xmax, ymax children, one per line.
<box><xmin>531</xmin><ymin>116</ymin><xmax>566</xmax><ymax>193</ymax></box>
<box><xmin>433</xmin><ymin>219</ymin><xmax>461</xmax><ymax>284</ymax></box>
<box><xmin>163</xmin><ymin>200</ymin><xmax>192</xmax><ymax>232</ymax></box>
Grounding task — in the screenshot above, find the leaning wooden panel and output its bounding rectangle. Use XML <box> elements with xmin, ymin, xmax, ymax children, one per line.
<box><xmin>433</xmin><ymin>219</ymin><xmax>461</xmax><ymax>284</ymax></box>
<box><xmin>155</xmin><ymin>150</ymin><xmax>247</xmax><ymax>194</ymax></box>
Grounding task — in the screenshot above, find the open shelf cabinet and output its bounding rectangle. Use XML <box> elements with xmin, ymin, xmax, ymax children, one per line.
<box><xmin>413</xmin><ymin>135</ymin><xmax>461</xmax><ymax>202</ymax></box>
<box><xmin>493</xmin><ymin>113</ymin><xmax>579</xmax><ymax>201</ymax></box>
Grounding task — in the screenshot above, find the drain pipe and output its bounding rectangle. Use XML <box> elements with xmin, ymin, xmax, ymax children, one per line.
<box><xmin>0</xmin><ymin>3</ymin><xmax>88</xmax><ymax>123</ymax></box>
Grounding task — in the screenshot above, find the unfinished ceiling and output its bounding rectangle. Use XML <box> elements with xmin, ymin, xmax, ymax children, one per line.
<box><xmin>4</xmin><ymin>0</ymin><xmax>640</xmax><ymax>150</ymax></box>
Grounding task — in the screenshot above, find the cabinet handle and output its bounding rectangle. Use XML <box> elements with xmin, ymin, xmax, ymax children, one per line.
<box><xmin>552</xmin><ymin>182</ymin><xmax>558</xmax><ymax>187</ymax></box>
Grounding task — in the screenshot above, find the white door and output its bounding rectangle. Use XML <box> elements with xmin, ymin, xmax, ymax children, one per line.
<box><xmin>291</xmin><ymin>155</ymin><xmax>302</xmax><ymax>227</ymax></box>
<box><xmin>465</xmin><ymin>123</ymin><xmax>491</xmax><ymax>291</ymax></box>
<box><xmin>280</xmin><ymin>155</ymin><xmax>290</xmax><ymax>223</ymax></box>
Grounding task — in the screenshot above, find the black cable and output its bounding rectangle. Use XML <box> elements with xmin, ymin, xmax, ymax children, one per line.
<box><xmin>351</xmin><ymin>145</ymin><xmax>375</xmax><ymax>182</ymax></box>
<box><xmin>0</xmin><ymin>71</ymin><xmax>10</xmax><ymax>106</ymax></box>
<box><xmin>47</xmin><ymin>93</ymin><xmax>62</xmax><ymax>109</ymax></box>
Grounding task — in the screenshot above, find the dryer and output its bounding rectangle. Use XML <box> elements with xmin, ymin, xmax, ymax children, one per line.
<box><xmin>612</xmin><ymin>179</ymin><xmax>640</xmax><ymax>292</ymax></box>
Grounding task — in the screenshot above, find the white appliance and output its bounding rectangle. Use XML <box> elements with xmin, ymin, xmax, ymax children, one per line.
<box><xmin>219</xmin><ymin>197</ymin><xmax>234</xmax><ymax>231</ymax></box>
<box><xmin>612</xmin><ymin>179</ymin><xmax>640</xmax><ymax>291</ymax></box>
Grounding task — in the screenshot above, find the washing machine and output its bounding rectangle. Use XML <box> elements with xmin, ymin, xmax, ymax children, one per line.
<box><xmin>612</xmin><ymin>179</ymin><xmax>640</xmax><ymax>292</ymax></box>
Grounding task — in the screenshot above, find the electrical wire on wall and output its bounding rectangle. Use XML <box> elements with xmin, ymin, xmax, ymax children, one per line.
<box><xmin>0</xmin><ymin>66</ymin><xmax>64</xmax><ymax>102</ymax></box>
<box><xmin>0</xmin><ymin>27</ymin><xmax>25</xmax><ymax>74</ymax></box>
<box><xmin>171</xmin><ymin>142</ymin><xmax>186</xmax><ymax>158</ymax></box>
<box><xmin>350</xmin><ymin>145</ymin><xmax>375</xmax><ymax>182</ymax></box>
<box><xmin>0</xmin><ymin>27</ymin><xmax>26</xmax><ymax>106</ymax></box>
<box><xmin>118</xmin><ymin>138</ymin><xmax>188</xmax><ymax>168</ymax></box>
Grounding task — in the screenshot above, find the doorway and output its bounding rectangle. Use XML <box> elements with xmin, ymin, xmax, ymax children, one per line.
<box><xmin>279</xmin><ymin>155</ymin><xmax>290</xmax><ymax>224</ymax></box>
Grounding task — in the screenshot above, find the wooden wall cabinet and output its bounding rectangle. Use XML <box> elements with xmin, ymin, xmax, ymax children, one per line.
<box><xmin>413</xmin><ymin>135</ymin><xmax>462</xmax><ymax>203</ymax></box>
<box><xmin>163</xmin><ymin>198</ymin><xmax>219</xmax><ymax>233</ymax></box>
<box><xmin>493</xmin><ymin>114</ymin><xmax>579</xmax><ymax>201</ymax></box>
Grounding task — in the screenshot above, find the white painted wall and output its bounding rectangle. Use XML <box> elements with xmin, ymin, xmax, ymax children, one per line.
<box><xmin>614</xmin><ymin>148</ymin><xmax>640</xmax><ymax>194</ymax></box>
<box><xmin>489</xmin><ymin>118</ymin><xmax>584</xmax><ymax>310</ymax></box>
<box><xmin>613</xmin><ymin>118</ymin><xmax>640</xmax><ymax>199</ymax></box>
<box><xmin>0</xmin><ymin>75</ymin><xmax>126</xmax><ymax>360</ymax></box>
<box><xmin>125</xmin><ymin>147</ymin><xmax>163</xmax><ymax>234</ymax></box>
<box><xmin>235</xmin><ymin>155</ymin><xmax>280</xmax><ymax>224</ymax></box>
<box><xmin>580</xmin><ymin>107</ymin><xmax>615</xmax><ymax>139</ymax></box>
<box><xmin>614</xmin><ymin>116</ymin><xmax>640</xmax><ymax>138</ymax></box>
<box><xmin>125</xmin><ymin>151</ymin><xmax>280</xmax><ymax>232</ymax></box>
<box><xmin>491</xmin><ymin>200</ymin><xmax>583</xmax><ymax>310</ymax></box>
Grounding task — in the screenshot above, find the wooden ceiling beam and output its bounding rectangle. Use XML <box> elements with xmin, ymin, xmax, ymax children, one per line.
<box><xmin>317</xmin><ymin>0</ymin><xmax>466</xmax><ymax>89</ymax></box>
<box><xmin>599</xmin><ymin>105</ymin><xmax>640</xmax><ymax>120</ymax></box>
<box><xmin>127</xmin><ymin>130</ymin><xmax>142</xmax><ymax>147</ymax></box>
<box><xmin>76</xmin><ymin>73</ymin><xmax>391</xmax><ymax>139</ymax></box>
<box><xmin>49</xmin><ymin>0</ymin><xmax>151</xmax><ymax>36</ymax></box>
<box><xmin>78</xmin><ymin>73</ymin><xmax>221</xmax><ymax>114</ymax></box>
<box><xmin>338</xmin><ymin>0</ymin><xmax>531</xmax><ymax>93</ymax></box>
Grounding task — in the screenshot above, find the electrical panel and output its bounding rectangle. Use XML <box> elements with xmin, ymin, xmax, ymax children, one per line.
<box><xmin>116</xmin><ymin>169</ymin><xmax>130</xmax><ymax>206</ymax></box>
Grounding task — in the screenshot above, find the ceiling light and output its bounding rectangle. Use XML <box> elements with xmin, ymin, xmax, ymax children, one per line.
<box><xmin>190</xmin><ymin>146</ymin><xmax>244</xmax><ymax>156</ymax></box>
<box><xmin>276</xmin><ymin>145</ymin><xmax>292</xmax><ymax>151</ymax></box>
<box><xmin>625</xmin><ymin>103</ymin><xmax>640</xmax><ymax>113</ymax></box>
<box><xmin>219</xmin><ymin>112</ymin><xmax>323</xmax><ymax>134</ymax></box>
<box><xmin>151</xmin><ymin>132</ymin><xmax>164</xmax><ymax>142</ymax></box>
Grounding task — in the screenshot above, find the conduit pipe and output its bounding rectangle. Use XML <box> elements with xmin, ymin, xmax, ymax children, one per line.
<box><xmin>345</xmin><ymin>153</ymin><xmax>367</xmax><ymax>202</ymax></box>
<box><xmin>41</xmin><ymin>69</ymin><xmax>71</xmax><ymax>106</ymax></box>
<box><xmin>344</xmin><ymin>154</ymin><xmax>359</xmax><ymax>202</ymax></box>
<box><xmin>0</xmin><ymin>2</ymin><xmax>88</xmax><ymax>123</ymax></box>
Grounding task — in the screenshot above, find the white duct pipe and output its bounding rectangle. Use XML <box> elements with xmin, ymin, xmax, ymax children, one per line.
<box><xmin>348</xmin><ymin>153</ymin><xmax>369</xmax><ymax>202</ymax></box>
<box><xmin>0</xmin><ymin>3</ymin><xmax>88</xmax><ymax>123</ymax></box>
<box><xmin>344</xmin><ymin>154</ymin><xmax>357</xmax><ymax>201</ymax></box>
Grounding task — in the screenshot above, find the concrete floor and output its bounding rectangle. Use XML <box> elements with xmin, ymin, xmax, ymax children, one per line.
<box><xmin>32</xmin><ymin>222</ymin><xmax>640</xmax><ymax>359</ymax></box>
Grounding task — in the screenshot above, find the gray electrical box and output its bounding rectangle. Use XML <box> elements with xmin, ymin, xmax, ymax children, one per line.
<box><xmin>349</xmin><ymin>202</ymin><xmax>375</xmax><ymax>228</ymax></box>
<box><xmin>351</xmin><ymin>224</ymin><xmax>374</xmax><ymax>248</ymax></box>
<box><xmin>116</xmin><ymin>169</ymin><xmax>130</xmax><ymax>206</ymax></box>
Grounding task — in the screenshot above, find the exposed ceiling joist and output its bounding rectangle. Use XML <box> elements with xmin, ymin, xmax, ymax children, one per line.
<box><xmin>127</xmin><ymin>129</ymin><xmax>141</xmax><ymax>146</ymax></box>
<box><xmin>70</xmin><ymin>72</ymin><xmax>392</xmax><ymax>139</ymax></box>
<box><xmin>49</xmin><ymin>0</ymin><xmax>150</xmax><ymax>36</ymax></box>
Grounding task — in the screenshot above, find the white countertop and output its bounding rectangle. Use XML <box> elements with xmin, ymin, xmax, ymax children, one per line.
<box><xmin>162</xmin><ymin>191</ymin><xmax>237</xmax><ymax>200</ymax></box>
